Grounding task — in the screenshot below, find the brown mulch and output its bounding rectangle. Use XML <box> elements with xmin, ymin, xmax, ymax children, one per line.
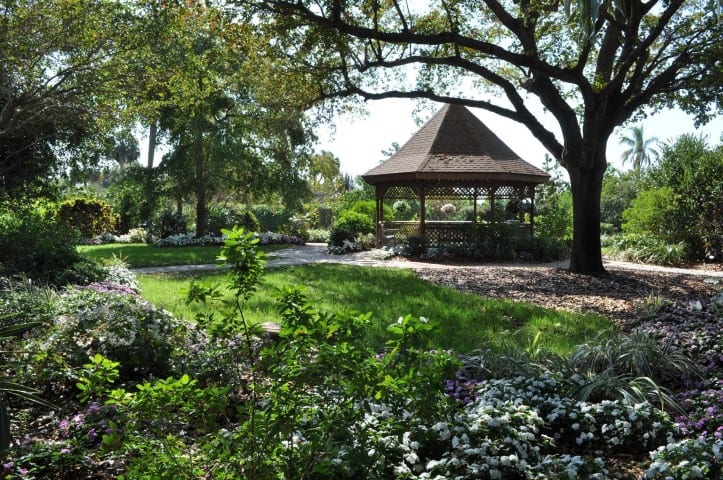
<box><xmin>412</xmin><ymin>264</ymin><xmax>721</xmax><ymax>326</ymax></box>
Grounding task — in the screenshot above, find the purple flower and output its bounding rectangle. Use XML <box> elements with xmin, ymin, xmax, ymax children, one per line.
<box><xmin>3</xmin><ymin>462</ymin><xmax>13</xmax><ymax>472</ymax></box>
<box><xmin>60</xmin><ymin>448</ymin><xmax>71</xmax><ymax>454</ymax></box>
<box><xmin>87</xmin><ymin>428</ymin><xmax>98</xmax><ymax>442</ymax></box>
<box><xmin>59</xmin><ymin>419</ymin><xmax>70</xmax><ymax>438</ymax></box>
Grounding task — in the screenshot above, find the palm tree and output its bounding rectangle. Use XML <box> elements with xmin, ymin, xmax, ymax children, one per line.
<box><xmin>111</xmin><ymin>130</ymin><xmax>141</xmax><ymax>172</ymax></box>
<box><xmin>619</xmin><ymin>125</ymin><xmax>660</xmax><ymax>171</ymax></box>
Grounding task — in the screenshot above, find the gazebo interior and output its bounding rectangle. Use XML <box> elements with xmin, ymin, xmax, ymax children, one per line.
<box><xmin>361</xmin><ymin>104</ymin><xmax>550</xmax><ymax>248</ymax></box>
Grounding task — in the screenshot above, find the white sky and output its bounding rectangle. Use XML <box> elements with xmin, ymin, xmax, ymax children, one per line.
<box><xmin>314</xmin><ymin>98</ymin><xmax>723</xmax><ymax>178</ymax></box>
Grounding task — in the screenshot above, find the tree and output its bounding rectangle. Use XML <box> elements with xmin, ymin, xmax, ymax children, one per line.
<box><xmin>147</xmin><ymin>2</ymin><xmax>312</xmax><ymax>236</ymax></box>
<box><xmin>619</xmin><ymin>125</ymin><xmax>659</xmax><ymax>171</ymax></box>
<box><xmin>111</xmin><ymin>129</ymin><xmax>141</xmax><ymax>172</ymax></box>
<box><xmin>307</xmin><ymin>150</ymin><xmax>344</xmax><ymax>201</ymax></box>
<box><xmin>641</xmin><ymin>134</ymin><xmax>723</xmax><ymax>260</ymax></box>
<box><xmin>252</xmin><ymin>0</ymin><xmax>722</xmax><ymax>274</ymax></box>
<box><xmin>0</xmin><ymin>0</ymin><xmax>136</xmax><ymax>199</ymax></box>
<box><xmin>600</xmin><ymin>167</ymin><xmax>640</xmax><ymax>232</ymax></box>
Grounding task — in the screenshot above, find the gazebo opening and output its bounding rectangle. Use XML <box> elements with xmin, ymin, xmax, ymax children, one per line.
<box><xmin>361</xmin><ymin>104</ymin><xmax>549</xmax><ymax>249</ymax></box>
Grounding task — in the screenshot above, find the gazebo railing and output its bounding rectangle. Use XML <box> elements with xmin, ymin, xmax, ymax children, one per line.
<box><xmin>380</xmin><ymin>220</ymin><xmax>531</xmax><ymax>247</ymax></box>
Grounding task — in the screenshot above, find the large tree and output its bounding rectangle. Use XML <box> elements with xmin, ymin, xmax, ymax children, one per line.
<box><xmin>252</xmin><ymin>0</ymin><xmax>722</xmax><ymax>274</ymax></box>
<box><xmin>147</xmin><ymin>2</ymin><xmax>312</xmax><ymax>236</ymax></box>
<box><xmin>0</xmin><ymin>0</ymin><xmax>136</xmax><ymax>198</ymax></box>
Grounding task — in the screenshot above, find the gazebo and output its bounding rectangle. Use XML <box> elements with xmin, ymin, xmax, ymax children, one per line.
<box><xmin>361</xmin><ymin>104</ymin><xmax>550</xmax><ymax>248</ymax></box>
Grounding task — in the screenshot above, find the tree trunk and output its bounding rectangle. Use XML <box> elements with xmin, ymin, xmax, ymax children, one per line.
<box><xmin>147</xmin><ymin>121</ymin><xmax>156</xmax><ymax>170</ymax></box>
<box><xmin>568</xmin><ymin>148</ymin><xmax>607</xmax><ymax>275</ymax></box>
<box><xmin>194</xmin><ymin>131</ymin><xmax>207</xmax><ymax>238</ymax></box>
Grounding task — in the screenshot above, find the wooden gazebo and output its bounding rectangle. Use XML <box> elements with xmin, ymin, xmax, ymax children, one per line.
<box><xmin>361</xmin><ymin>104</ymin><xmax>550</xmax><ymax>247</ymax></box>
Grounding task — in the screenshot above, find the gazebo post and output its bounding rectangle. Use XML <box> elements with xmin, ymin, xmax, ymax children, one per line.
<box><xmin>375</xmin><ymin>186</ymin><xmax>388</xmax><ymax>247</ymax></box>
<box><xmin>530</xmin><ymin>185</ymin><xmax>536</xmax><ymax>237</ymax></box>
<box><xmin>419</xmin><ymin>187</ymin><xmax>426</xmax><ymax>243</ymax></box>
<box><xmin>473</xmin><ymin>188</ymin><xmax>478</xmax><ymax>223</ymax></box>
<box><xmin>490</xmin><ymin>187</ymin><xmax>496</xmax><ymax>223</ymax></box>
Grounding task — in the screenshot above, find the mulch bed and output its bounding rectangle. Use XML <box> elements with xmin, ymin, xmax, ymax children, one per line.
<box><xmin>412</xmin><ymin>264</ymin><xmax>721</xmax><ymax>326</ymax></box>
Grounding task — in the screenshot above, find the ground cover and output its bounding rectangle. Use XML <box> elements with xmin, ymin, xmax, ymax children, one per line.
<box><xmin>1</xmin><ymin>236</ymin><xmax>720</xmax><ymax>479</ymax></box>
<box><xmin>138</xmin><ymin>263</ymin><xmax>613</xmax><ymax>355</ymax></box>
<box><xmin>77</xmin><ymin>243</ymin><xmax>289</xmax><ymax>268</ymax></box>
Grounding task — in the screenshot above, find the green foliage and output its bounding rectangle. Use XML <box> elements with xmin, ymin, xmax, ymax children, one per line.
<box><xmin>23</xmin><ymin>289</ymin><xmax>190</xmax><ymax>390</ymax></box>
<box><xmin>329</xmin><ymin>210</ymin><xmax>375</xmax><ymax>246</ymax></box>
<box><xmin>149</xmin><ymin>209</ymin><xmax>187</xmax><ymax>239</ymax></box>
<box><xmin>251</xmin><ymin>204</ymin><xmax>290</xmax><ymax>232</ymax></box>
<box><xmin>57</xmin><ymin>197</ymin><xmax>117</xmax><ymax>238</ymax></box>
<box><xmin>642</xmin><ymin>135</ymin><xmax>723</xmax><ymax>261</ymax></box>
<box><xmin>392</xmin><ymin>199</ymin><xmax>414</xmax><ymax>220</ymax></box>
<box><xmin>75</xmin><ymin>354</ymin><xmax>120</xmax><ymax>404</ymax></box>
<box><xmin>451</xmin><ymin>223</ymin><xmax>518</xmax><ymax>261</ymax></box>
<box><xmin>600</xmin><ymin>168</ymin><xmax>641</xmax><ymax>232</ymax></box>
<box><xmin>197</xmin><ymin>233</ymin><xmax>460</xmax><ymax>477</ymax></box>
<box><xmin>535</xmin><ymin>156</ymin><xmax>573</xmax><ymax>240</ymax></box>
<box><xmin>515</xmin><ymin>235</ymin><xmax>570</xmax><ymax>262</ymax></box>
<box><xmin>106</xmin><ymin>165</ymin><xmax>160</xmax><ymax>233</ymax></box>
<box><xmin>568</xmin><ymin>329</ymin><xmax>699</xmax><ymax>412</ymax></box>
<box><xmin>622</xmin><ymin>187</ymin><xmax>677</xmax><ymax>237</ymax></box>
<box><xmin>349</xmin><ymin>200</ymin><xmax>392</xmax><ymax>222</ymax></box>
<box><xmin>646</xmin><ymin>437</ymin><xmax>722</xmax><ymax>479</ymax></box>
<box><xmin>0</xmin><ymin>202</ymin><xmax>105</xmax><ymax>286</ymax></box>
<box><xmin>206</xmin><ymin>206</ymin><xmax>259</xmax><ymax>236</ymax></box>
<box><xmin>0</xmin><ymin>319</ymin><xmax>56</xmax><ymax>452</ymax></box>
<box><xmin>605</xmin><ymin>233</ymin><xmax>688</xmax><ymax>266</ymax></box>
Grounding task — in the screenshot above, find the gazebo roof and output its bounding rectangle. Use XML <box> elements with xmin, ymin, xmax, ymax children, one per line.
<box><xmin>362</xmin><ymin>104</ymin><xmax>550</xmax><ymax>185</ymax></box>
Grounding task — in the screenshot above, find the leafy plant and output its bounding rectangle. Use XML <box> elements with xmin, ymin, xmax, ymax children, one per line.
<box><xmin>329</xmin><ymin>210</ymin><xmax>374</xmax><ymax>246</ymax></box>
<box><xmin>57</xmin><ymin>197</ymin><xmax>117</xmax><ymax>238</ymax></box>
<box><xmin>75</xmin><ymin>354</ymin><xmax>120</xmax><ymax>403</ymax></box>
<box><xmin>568</xmin><ymin>329</ymin><xmax>700</xmax><ymax>412</ymax></box>
<box><xmin>0</xmin><ymin>318</ymin><xmax>56</xmax><ymax>452</ymax></box>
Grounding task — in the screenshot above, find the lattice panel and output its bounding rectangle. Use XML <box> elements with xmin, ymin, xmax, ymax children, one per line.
<box><xmin>381</xmin><ymin>183</ymin><xmax>538</xmax><ymax>200</ymax></box>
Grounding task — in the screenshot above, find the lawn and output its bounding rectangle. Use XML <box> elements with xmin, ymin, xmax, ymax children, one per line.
<box><xmin>138</xmin><ymin>263</ymin><xmax>613</xmax><ymax>355</ymax></box>
<box><xmin>78</xmin><ymin>242</ymin><xmax>290</xmax><ymax>268</ymax></box>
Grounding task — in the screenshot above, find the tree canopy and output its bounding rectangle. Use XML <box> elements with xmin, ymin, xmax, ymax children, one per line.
<box><xmin>0</xmin><ymin>0</ymin><xmax>136</xmax><ymax>198</ymax></box>
<box><xmin>252</xmin><ymin>0</ymin><xmax>722</xmax><ymax>273</ymax></box>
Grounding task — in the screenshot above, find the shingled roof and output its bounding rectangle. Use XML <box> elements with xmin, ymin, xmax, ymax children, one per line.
<box><xmin>362</xmin><ymin>104</ymin><xmax>549</xmax><ymax>185</ymax></box>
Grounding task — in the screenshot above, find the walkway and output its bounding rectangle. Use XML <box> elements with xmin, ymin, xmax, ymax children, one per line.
<box><xmin>131</xmin><ymin>243</ymin><xmax>723</xmax><ymax>278</ymax></box>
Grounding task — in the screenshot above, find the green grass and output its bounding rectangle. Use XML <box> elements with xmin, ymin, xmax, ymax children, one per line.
<box><xmin>78</xmin><ymin>243</ymin><xmax>290</xmax><ymax>268</ymax></box>
<box><xmin>138</xmin><ymin>264</ymin><xmax>613</xmax><ymax>355</ymax></box>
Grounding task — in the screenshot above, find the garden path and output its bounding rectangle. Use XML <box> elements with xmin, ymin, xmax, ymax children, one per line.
<box><xmin>132</xmin><ymin>242</ymin><xmax>723</xmax><ymax>278</ymax></box>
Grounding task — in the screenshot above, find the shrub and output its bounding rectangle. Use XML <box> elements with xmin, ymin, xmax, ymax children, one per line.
<box><xmin>150</xmin><ymin>209</ymin><xmax>187</xmax><ymax>239</ymax></box>
<box><xmin>0</xmin><ymin>203</ymin><xmax>105</xmax><ymax>286</ymax></box>
<box><xmin>393</xmin><ymin>200</ymin><xmax>412</xmax><ymax>220</ymax></box>
<box><xmin>622</xmin><ymin>187</ymin><xmax>677</xmax><ymax>237</ymax></box>
<box><xmin>605</xmin><ymin>233</ymin><xmax>688</xmax><ymax>266</ymax></box>
<box><xmin>329</xmin><ymin>210</ymin><xmax>375</xmax><ymax>246</ymax></box>
<box><xmin>207</xmin><ymin>206</ymin><xmax>259</xmax><ymax>236</ymax></box>
<box><xmin>307</xmin><ymin>228</ymin><xmax>329</xmax><ymax>243</ymax></box>
<box><xmin>349</xmin><ymin>200</ymin><xmax>392</xmax><ymax>222</ymax></box>
<box><xmin>57</xmin><ymin>197</ymin><xmax>118</xmax><ymax>239</ymax></box>
<box><xmin>251</xmin><ymin>204</ymin><xmax>289</xmax><ymax>232</ymax></box>
<box><xmin>465</xmin><ymin>223</ymin><xmax>517</xmax><ymax>261</ymax></box>
<box><xmin>23</xmin><ymin>289</ymin><xmax>191</xmax><ymax>389</ymax></box>
<box><xmin>515</xmin><ymin>235</ymin><xmax>569</xmax><ymax>262</ymax></box>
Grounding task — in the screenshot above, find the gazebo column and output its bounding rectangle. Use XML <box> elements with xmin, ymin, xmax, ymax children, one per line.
<box><xmin>375</xmin><ymin>186</ymin><xmax>386</xmax><ymax>247</ymax></box>
<box><xmin>489</xmin><ymin>187</ymin><xmax>496</xmax><ymax>223</ymax></box>
<box><xmin>530</xmin><ymin>185</ymin><xmax>536</xmax><ymax>237</ymax></box>
<box><xmin>473</xmin><ymin>188</ymin><xmax>478</xmax><ymax>223</ymax></box>
<box><xmin>419</xmin><ymin>187</ymin><xmax>426</xmax><ymax>243</ymax></box>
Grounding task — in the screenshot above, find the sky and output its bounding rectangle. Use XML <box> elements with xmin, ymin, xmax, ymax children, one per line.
<box><xmin>313</xmin><ymin>98</ymin><xmax>723</xmax><ymax>179</ymax></box>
